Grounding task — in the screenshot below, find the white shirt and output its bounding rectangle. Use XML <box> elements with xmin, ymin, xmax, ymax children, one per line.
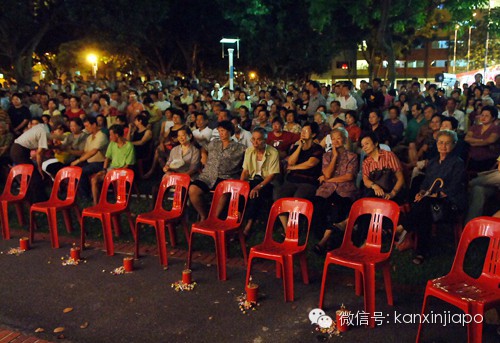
<box><xmin>231</xmin><ymin>129</ymin><xmax>252</xmax><ymax>148</ymax></box>
<box><xmin>193</xmin><ymin>126</ymin><xmax>213</xmax><ymax>148</ymax></box>
<box><xmin>339</xmin><ymin>95</ymin><xmax>358</xmax><ymax>111</ymax></box>
<box><xmin>155</xmin><ymin>100</ymin><xmax>171</xmax><ymax>112</ymax></box>
<box><xmin>442</xmin><ymin>109</ymin><xmax>465</xmax><ymax>132</ymax></box>
<box><xmin>14</xmin><ymin>124</ymin><xmax>50</xmax><ymax>150</ymax></box>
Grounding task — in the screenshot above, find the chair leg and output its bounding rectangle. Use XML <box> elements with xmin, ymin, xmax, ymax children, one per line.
<box><xmin>283</xmin><ymin>255</ymin><xmax>294</xmax><ymax>302</ymax></box>
<box><xmin>215</xmin><ymin>232</ymin><xmax>228</xmax><ymax>281</ymax></box>
<box><xmin>299</xmin><ymin>252</ymin><xmax>309</xmax><ymax>285</ymax></box>
<box><xmin>29</xmin><ymin>210</ymin><xmax>35</xmax><ymax>244</ymax></box>
<box><xmin>468</xmin><ymin>304</ymin><xmax>484</xmax><ymax>343</ymax></box>
<box><xmin>111</xmin><ymin>215</ymin><xmax>121</xmax><ymax>237</ymax></box>
<box><xmin>80</xmin><ymin>216</ymin><xmax>86</xmax><ymax>250</ymax></box>
<box><xmin>276</xmin><ymin>261</ymin><xmax>282</xmax><ymax>279</ymax></box>
<box><xmin>355</xmin><ymin>270</ymin><xmax>363</xmax><ymax>296</ymax></box>
<box><xmin>318</xmin><ymin>260</ymin><xmax>331</xmax><ymax>308</ymax></box>
<box><xmin>187</xmin><ymin>231</ymin><xmax>194</xmax><ymax>269</ymax></box>
<box><xmin>127</xmin><ymin>212</ymin><xmax>135</xmax><ymax>239</ymax></box>
<box><xmin>62</xmin><ymin>209</ymin><xmax>73</xmax><ymax>233</ymax></box>
<box><xmin>382</xmin><ymin>263</ymin><xmax>393</xmax><ymax>306</ymax></box>
<box><xmin>167</xmin><ymin>222</ymin><xmax>176</xmax><ymax>247</ymax></box>
<box><xmin>14</xmin><ymin>203</ymin><xmax>25</xmax><ymax>226</ymax></box>
<box><xmin>1</xmin><ymin>202</ymin><xmax>10</xmax><ymax>239</ymax></box>
<box><xmin>416</xmin><ymin>293</ymin><xmax>430</xmax><ymax>342</ymax></box>
<box><xmin>363</xmin><ymin>265</ymin><xmax>376</xmax><ymax>328</ymax></box>
<box><xmin>156</xmin><ymin>220</ymin><xmax>168</xmax><ymax>266</ymax></box>
<box><xmin>102</xmin><ymin>215</ymin><xmax>114</xmax><ymax>256</ymax></box>
<box><xmin>47</xmin><ymin>208</ymin><xmax>60</xmax><ymax>249</ymax></box>
<box><xmin>181</xmin><ymin>216</ymin><xmax>190</xmax><ymax>244</ymax></box>
<box><xmin>134</xmin><ymin>222</ymin><xmax>140</xmax><ymax>259</ymax></box>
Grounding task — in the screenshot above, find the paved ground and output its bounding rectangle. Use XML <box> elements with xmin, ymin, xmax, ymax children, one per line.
<box><xmin>0</xmin><ymin>230</ymin><xmax>499</xmax><ymax>343</ymax></box>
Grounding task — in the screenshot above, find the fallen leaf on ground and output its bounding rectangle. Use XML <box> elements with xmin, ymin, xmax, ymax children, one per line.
<box><xmin>57</xmin><ymin>334</ymin><xmax>65</xmax><ymax>339</ymax></box>
<box><xmin>35</xmin><ymin>328</ymin><xmax>45</xmax><ymax>333</ymax></box>
<box><xmin>63</xmin><ymin>307</ymin><xmax>73</xmax><ymax>313</ymax></box>
<box><xmin>80</xmin><ymin>322</ymin><xmax>89</xmax><ymax>329</ymax></box>
<box><xmin>53</xmin><ymin>327</ymin><xmax>65</xmax><ymax>333</ymax></box>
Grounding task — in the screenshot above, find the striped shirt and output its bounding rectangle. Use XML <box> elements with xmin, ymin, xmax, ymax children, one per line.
<box><xmin>362</xmin><ymin>149</ymin><xmax>402</xmax><ymax>177</ymax></box>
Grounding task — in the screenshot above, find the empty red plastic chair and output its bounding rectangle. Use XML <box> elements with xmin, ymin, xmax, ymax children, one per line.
<box><xmin>245</xmin><ymin>198</ymin><xmax>313</xmax><ymax>302</ymax></box>
<box><xmin>134</xmin><ymin>173</ymin><xmax>191</xmax><ymax>266</ymax></box>
<box><xmin>318</xmin><ymin>198</ymin><xmax>400</xmax><ymax>328</ymax></box>
<box><xmin>80</xmin><ymin>168</ymin><xmax>135</xmax><ymax>256</ymax></box>
<box><xmin>0</xmin><ymin>164</ymin><xmax>34</xmax><ymax>239</ymax></box>
<box><xmin>29</xmin><ymin>166</ymin><xmax>82</xmax><ymax>248</ymax></box>
<box><xmin>416</xmin><ymin>217</ymin><xmax>500</xmax><ymax>343</ymax></box>
<box><xmin>187</xmin><ymin>179</ymin><xmax>250</xmax><ymax>281</ymax></box>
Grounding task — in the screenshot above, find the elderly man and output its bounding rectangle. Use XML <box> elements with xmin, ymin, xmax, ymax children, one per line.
<box><xmin>240</xmin><ymin>127</ymin><xmax>280</xmax><ymax>236</ymax></box>
<box><xmin>188</xmin><ymin>120</ymin><xmax>246</xmax><ymax>220</ymax></box>
<box><xmin>71</xmin><ymin>117</ymin><xmax>109</xmax><ymax>199</ymax></box>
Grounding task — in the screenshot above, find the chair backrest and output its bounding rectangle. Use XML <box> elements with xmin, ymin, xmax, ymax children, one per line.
<box><xmin>450</xmin><ymin>216</ymin><xmax>500</xmax><ymax>286</ymax></box>
<box><xmin>263</xmin><ymin>198</ymin><xmax>314</xmax><ymax>250</ymax></box>
<box><xmin>98</xmin><ymin>168</ymin><xmax>134</xmax><ymax>208</ymax></box>
<box><xmin>207</xmin><ymin>180</ymin><xmax>250</xmax><ymax>226</ymax></box>
<box><xmin>1</xmin><ymin>164</ymin><xmax>34</xmax><ymax>200</ymax></box>
<box><xmin>341</xmin><ymin>198</ymin><xmax>400</xmax><ymax>257</ymax></box>
<box><xmin>154</xmin><ymin>173</ymin><xmax>191</xmax><ymax>216</ymax></box>
<box><xmin>48</xmin><ymin>166</ymin><xmax>82</xmax><ymax>204</ymax></box>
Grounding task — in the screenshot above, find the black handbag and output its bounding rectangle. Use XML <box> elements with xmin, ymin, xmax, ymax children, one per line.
<box><xmin>368</xmin><ymin>168</ymin><xmax>396</xmax><ymax>193</ymax></box>
<box><xmin>421</xmin><ymin>178</ymin><xmax>448</xmax><ymax>223</ymax></box>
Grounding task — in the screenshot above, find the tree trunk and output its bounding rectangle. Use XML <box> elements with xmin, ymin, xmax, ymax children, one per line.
<box><xmin>14</xmin><ymin>53</ymin><xmax>34</xmax><ymax>87</ymax></box>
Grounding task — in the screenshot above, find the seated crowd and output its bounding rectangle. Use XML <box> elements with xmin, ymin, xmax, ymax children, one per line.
<box><xmin>1</xmin><ymin>74</ymin><xmax>499</xmax><ymax>266</ymax></box>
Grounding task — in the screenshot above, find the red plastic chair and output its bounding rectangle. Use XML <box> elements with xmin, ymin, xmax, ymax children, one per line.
<box><xmin>80</xmin><ymin>168</ymin><xmax>135</xmax><ymax>256</ymax></box>
<box><xmin>0</xmin><ymin>164</ymin><xmax>34</xmax><ymax>240</ymax></box>
<box><xmin>416</xmin><ymin>217</ymin><xmax>500</xmax><ymax>343</ymax></box>
<box><xmin>187</xmin><ymin>179</ymin><xmax>250</xmax><ymax>281</ymax></box>
<box><xmin>318</xmin><ymin>198</ymin><xmax>400</xmax><ymax>328</ymax></box>
<box><xmin>134</xmin><ymin>173</ymin><xmax>191</xmax><ymax>266</ymax></box>
<box><xmin>245</xmin><ymin>198</ymin><xmax>314</xmax><ymax>302</ymax></box>
<box><xmin>29</xmin><ymin>166</ymin><xmax>82</xmax><ymax>248</ymax></box>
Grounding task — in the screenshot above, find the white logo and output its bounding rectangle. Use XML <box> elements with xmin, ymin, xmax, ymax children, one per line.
<box><xmin>317</xmin><ymin>315</ymin><xmax>333</xmax><ymax>329</ymax></box>
<box><xmin>308</xmin><ymin>308</ymin><xmax>325</xmax><ymax>325</ymax></box>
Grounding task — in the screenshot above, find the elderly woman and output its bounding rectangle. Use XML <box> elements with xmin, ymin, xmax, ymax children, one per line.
<box><xmin>464</xmin><ymin>105</ymin><xmax>500</xmax><ymax>173</ymax></box>
<box><xmin>312</xmin><ymin>128</ymin><xmax>358</xmax><ymax>254</ymax></box>
<box><xmin>163</xmin><ymin>127</ymin><xmax>200</xmax><ymax>179</ymax></box>
<box><xmin>399</xmin><ymin>130</ymin><xmax>466</xmax><ymax>265</ymax></box>
<box><xmin>314</xmin><ymin>111</ymin><xmax>332</xmax><ymax>142</ymax></box>
<box><xmin>283</xmin><ymin>110</ymin><xmax>302</xmax><ymax>134</ymax></box>
<box><xmin>240</xmin><ymin>127</ymin><xmax>280</xmax><ymax>236</ymax></box>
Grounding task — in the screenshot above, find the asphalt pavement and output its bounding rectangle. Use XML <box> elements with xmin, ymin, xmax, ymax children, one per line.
<box><xmin>0</xmin><ymin>235</ymin><xmax>499</xmax><ymax>343</ymax></box>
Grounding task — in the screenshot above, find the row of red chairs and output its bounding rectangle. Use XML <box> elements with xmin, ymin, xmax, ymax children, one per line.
<box><xmin>1</xmin><ymin>165</ymin><xmax>499</xmax><ymax>342</ymax></box>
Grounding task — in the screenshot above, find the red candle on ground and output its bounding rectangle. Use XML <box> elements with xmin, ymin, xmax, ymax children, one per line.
<box><xmin>70</xmin><ymin>247</ymin><xmax>80</xmax><ymax>260</ymax></box>
<box><xmin>19</xmin><ymin>237</ymin><xmax>29</xmax><ymax>251</ymax></box>
<box><xmin>336</xmin><ymin>309</ymin><xmax>350</xmax><ymax>332</ymax></box>
<box><xmin>246</xmin><ymin>283</ymin><xmax>259</xmax><ymax>302</ymax></box>
<box><xmin>182</xmin><ymin>269</ymin><xmax>192</xmax><ymax>284</ymax></box>
<box><xmin>123</xmin><ymin>257</ymin><xmax>134</xmax><ymax>272</ymax></box>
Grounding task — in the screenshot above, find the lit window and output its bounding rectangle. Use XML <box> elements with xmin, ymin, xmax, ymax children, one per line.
<box><xmin>407</xmin><ymin>60</ymin><xmax>425</xmax><ymax>68</ymax></box>
<box><xmin>431</xmin><ymin>40</ymin><xmax>449</xmax><ymax>49</ymax></box>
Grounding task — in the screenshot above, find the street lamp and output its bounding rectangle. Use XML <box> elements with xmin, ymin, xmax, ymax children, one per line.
<box><xmin>220</xmin><ymin>38</ymin><xmax>240</xmax><ymax>90</ymax></box>
<box><xmin>87</xmin><ymin>53</ymin><xmax>98</xmax><ymax>78</ymax></box>
<box><xmin>467</xmin><ymin>12</ymin><xmax>477</xmax><ymax>72</ymax></box>
<box><xmin>484</xmin><ymin>0</ymin><xmax>492</xmax><ymax>78</ymax></box>
<box><xmin>453</xmin><ymin>24</ymin><xmax>459</xmax><ymax>74</ymax></box>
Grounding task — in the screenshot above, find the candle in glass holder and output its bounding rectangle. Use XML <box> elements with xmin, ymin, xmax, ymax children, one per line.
<box><xmin>70</xmin><ymin>247</ymin><xmax>81</xmax><ymax>260</ymax></box>
<box><xmin>182</xmin><ymin>269</ymin><xmax>192</xmax><ymax>284</ymax></box>
<box><xmin>246</xmin><ymin>282</ymin><xmax>259</xmax><ymax>303</ymax></box>
<box><xmin>123</xmin><ymin>257</ymin><xmax>134</xmax><ymax>272</ymax></box>
<box><xmin>19</xmin><ymin>237</ymin><xmax>29</xmax><ymax>251</ymax></box>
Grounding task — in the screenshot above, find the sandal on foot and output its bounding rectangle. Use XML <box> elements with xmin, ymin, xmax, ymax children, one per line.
<box><xmin>412</xmin><ymin>255</ymin><xmax>424</xmax><ymax>265</ymax></box>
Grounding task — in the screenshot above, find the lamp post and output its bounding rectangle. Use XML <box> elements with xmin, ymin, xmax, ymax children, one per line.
<box><xmin>484</xmin><ymin>0</ymin><xmax>491</xmax><ymax>78</ymax></box>
<box><xmin>453</xmin><ymin>25</ymin><xmax>459</xmax><ymax>74</ymax></box>
<box><xmin>87</xmin><ymin>54</ymin><xmax>98</xmax><ymax>79</ymax></box>
<box><xmin>467</xmin><ymin>13</ymin><xmax>477</xmax><ymax>72</ymax></box>
<box><xmin>220</xmin><ymin>38</ymin><xmax>240</xmax><ymax>91</ymax></box>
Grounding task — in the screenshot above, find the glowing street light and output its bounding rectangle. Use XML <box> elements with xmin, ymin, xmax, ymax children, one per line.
<box><xmin>220</xmin><ymin>38</ymin><xmax>240</xmax><ymax>90</ymax></box>
<box><xmin>87</xmin><ymin>53</ymin><xmax>98</xmax><ymax>78</ymax></box>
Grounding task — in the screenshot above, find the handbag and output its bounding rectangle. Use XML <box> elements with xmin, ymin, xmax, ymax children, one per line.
<box><xmin>368</xmin><ymin>168</ymin><xmax>396</xmax><ymax>192</ymax></box>
<box><xmin>421</xmin><ymin>178</ymin><xmax>448</xmax><ymax>223</ymax></box>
